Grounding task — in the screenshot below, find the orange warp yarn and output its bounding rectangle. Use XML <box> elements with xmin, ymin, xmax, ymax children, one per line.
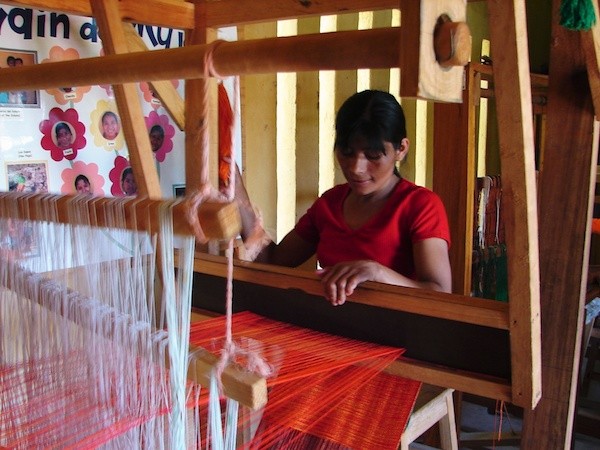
<box><xmin>189</xmin><ymin>311</ymin><xmax>421</xmax><ymax>449</ymax></box>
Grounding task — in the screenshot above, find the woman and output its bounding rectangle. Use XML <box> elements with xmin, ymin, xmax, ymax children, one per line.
<box><xmin>149</xmin><ymin>124</ymin><xmax>165</xmax><ymax>153</ymax></box>
<box><xmin>121</xmin><ymin>167</ymin><xmax>137</xmax><ymax>196</ymax></box>
<box><xmin>55</xmin><ymin>122</ymin><xmax>73</xmax><ymax>150</ymax></box>
<box><xmin>101</xmin><ymin>111</ymin><xmax>120</xmax><ymax>141</ymax></box>
<box><xmin>235</xmin><ymin>90</ymin><xmax>452</xmax><ymax>305</ymax></box>
<box><xmin>74</xmin><ymin>174</ymin><xmax>91</xmax><ymax>194</ymax></box>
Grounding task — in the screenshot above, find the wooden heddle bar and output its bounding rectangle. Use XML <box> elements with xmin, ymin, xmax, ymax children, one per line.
<box><xmin>0</xmin><ymin>192</ymin><xmax>241</xmax><ymax>240</ymax></box>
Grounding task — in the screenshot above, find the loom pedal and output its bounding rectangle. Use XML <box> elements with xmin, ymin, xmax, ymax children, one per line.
<box><xmin>400</xmin><ymin>385</ymin><xmax>458</xmax><ymax>450</ymax></box>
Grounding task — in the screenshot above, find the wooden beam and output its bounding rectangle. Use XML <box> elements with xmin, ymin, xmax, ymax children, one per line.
<box><xmin>2</xmin><ymin>0</ymin><xmax>399</xmax><ymax>30</ymax></box>
<box><xmin>118</xmin><ymin>0</ymin><xmax>195</xmax><ymax>29</ymax></box>
<box><xmin>581</xmin><ymin>0</ymin><xmax>600</xmax><ymax>118</ymax></box>
<box><xmin>387</xmin><ymin>358</ymin><xmax>513</xmax><ymax>404</ymax></box>
<box><xmin>2</xmin><ymin>0</ymin><xmax>196</xmax><ymax>29</ymax></box>
<box><xmin>399</xmin><ymin>0</ymin><xmax>469</xmax><ymax>103</ymax></box>
<box><xmin>184</xmin><ymin>1</ymin><xmax>219</xmax><ymax>191</ymax></box>
<box><xmin>0</xmin><ymin>26</ymin><xmax>469</xmax><ymax>102</ymax></box>
<box><xmin>201</xmin><ymin>0</ymin><xmax>397</xmax><ymax>28</ymax></box>
<box><xmin>487</xmin><ymin>0</ymin><xmax>542</xmax><ymax>410</ymax></box>
<box><xmin>521</xmin><ymin>0</ymin><xmax>599</xmax><ymax>446</ymax></box>
<box><xmin>193</xmin><ymin>253</ymin><xmax>509</xmax><ymax>330</ymax></box>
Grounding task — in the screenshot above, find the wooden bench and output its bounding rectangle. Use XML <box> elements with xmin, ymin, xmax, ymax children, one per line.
<box><xmin>400</xmin><ymin>385</ymin><xmax>458</xmax><ymax>450</ymax></box>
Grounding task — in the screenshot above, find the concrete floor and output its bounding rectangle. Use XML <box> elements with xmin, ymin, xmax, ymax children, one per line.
<box><xmin>457</xmin><ymin>342</ymin><xmax>600</xmax><ymax>450</ymax></box>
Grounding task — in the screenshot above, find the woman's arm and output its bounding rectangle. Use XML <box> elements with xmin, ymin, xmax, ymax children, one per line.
<box><xmin>232</xmin><ymin>165</ymin><xmax>316</xmax><ymax>266</ymax></box>
<box><xmin>318</xmin><ymin>237</ymin><xmax>451</xmax><ymax>305</ymax></box>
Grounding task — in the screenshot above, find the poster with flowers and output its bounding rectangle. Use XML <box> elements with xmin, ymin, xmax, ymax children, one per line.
<box><xmin>0</xmin><ymin>5</ymin><xmax>187</xmax><ymax>198</ymax></box>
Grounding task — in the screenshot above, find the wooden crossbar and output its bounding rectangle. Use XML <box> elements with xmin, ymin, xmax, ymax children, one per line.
<box><xmin>194</xmin><ymin>253</ymin><xmax>509</xmax><ymax>330</ymax></box>
<box><xmin>0</xmin><ymin>27</ymin><xmax>465</xmax><ymax>92</ymax></box>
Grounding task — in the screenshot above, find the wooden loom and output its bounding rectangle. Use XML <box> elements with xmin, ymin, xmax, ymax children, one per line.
<box><xmin>0</xmin><ymin>0</ymin><xmax>544</xmax><ymax>433</ymax></box>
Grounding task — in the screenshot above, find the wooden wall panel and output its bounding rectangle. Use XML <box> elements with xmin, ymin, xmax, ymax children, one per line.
<box><xmin>239</xmin><ymin>23</ymin><xmax>279</xmax><ymax>240</ymax></box>
<box><xmin>295</xmin><ymin>17</ymin><xmax>321</xmax><ymax>222</ymax></box>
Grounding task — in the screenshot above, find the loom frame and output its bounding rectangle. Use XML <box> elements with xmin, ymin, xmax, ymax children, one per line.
<box><xmin>0</xmin><ymin>0</ymin><xmax>542</xmax><ymax>411</ymax></box>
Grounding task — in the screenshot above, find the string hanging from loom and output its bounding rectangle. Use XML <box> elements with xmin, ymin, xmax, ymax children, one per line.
<box><xmin>0</xmin><ymin>193</ymin><xmax>200</xmax><ymax>448</ymax></box>
<box><xmin>192</xmin><ymin>40</ymin><xmax>274</xmax><ymax>447</ymax></box>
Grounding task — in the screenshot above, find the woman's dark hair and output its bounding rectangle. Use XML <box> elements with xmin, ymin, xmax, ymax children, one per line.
<box><xmin>150</xmin><ymin>124</ymin><xmax>164</xmax><ymax>136</ymax></box>
<box><xmin>74</xmin><ymin>174</ymin><xmax>89</xmax><ymax>185</ymax></box>
<box><xmin>121</xmin><ymin>167</ymin><xmax>133</xmax><ymax>182</ymax></box>
<box><xmin>102</xmin><ymin>110</ymin><xmax>118</xmax><ymax>123</ymax></box>
<box><xmin>334</xmin><ymin>90</ymin><xmax>407</xmax><ymax>154</ymax></box>
<box><xmin>55</xmin><ymin>122</ymin><xmax>72</xmax><ymax>135</ymax></box>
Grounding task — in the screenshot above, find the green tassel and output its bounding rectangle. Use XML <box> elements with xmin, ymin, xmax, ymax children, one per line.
<box><xmin>560</xmin><ymin>0</ymin><xmax>597</xmax><ymax>31</ymax></box>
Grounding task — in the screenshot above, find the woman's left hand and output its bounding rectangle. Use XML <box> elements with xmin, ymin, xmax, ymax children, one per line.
<box><xmin>316</xmin><ymin>260</ymin><xmax>381</xmax><ymax>306</ymax></box>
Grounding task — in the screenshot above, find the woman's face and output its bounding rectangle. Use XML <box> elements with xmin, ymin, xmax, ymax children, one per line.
<box><xmin>56</xmin><ymin>126</ymin><xmax>73</xmax><ymax>149</ymax></box>
<box><xmin>335</xmin><ymin>135</ymin><xmax>407</xmax><ymax>198</ymax></box>
<box><xmin>150</xmin><ymin>129</ymin><xmax>164</xmax><ymax>152</ymax></box>
<box><xmin>75</xmin><ymin>179</ymin><xmax>91</xmax><ymax>193</ymax></box>
<box><xmin>122</xmin><ymin>173</ymin><xmax>137</xmax><ymax>196</ymax></box>
<box><xmin>102</xmin><ymin>114</ymin><xmax>119</xmax><ymax>140</ymax></box>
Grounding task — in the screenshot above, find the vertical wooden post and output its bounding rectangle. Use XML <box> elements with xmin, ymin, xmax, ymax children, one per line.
<box><xmin>186</xmin><ymin>0</ymin><xmax>218</xmax><ymax>191</ymax></box>
<box><xmin>487</xmin><ymin>0</ymin><xmax>541</xmax><ymax>409</ymax></box>
<box><xmin>521</xmin><ymin>0</ymin><xmax>598</xmax><ymax>447</ymax></box>
<box><xmin>433</xmin><ymin>63</ymin><xmax>477</xmax><ymax>296</ymax></box>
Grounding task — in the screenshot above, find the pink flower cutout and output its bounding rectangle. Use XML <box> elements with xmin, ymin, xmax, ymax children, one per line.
<box><xmin>60</xmin><ymin>161</ymin><xmax>105</xmax><ymax>196</ymax></box>
<box><xmin>140</xmin><ymin>80</ymin><xmax>179</xmax><ymax>110</ymax></box>
<box><xmin>42</xmin><ymin>47</ymin><xmax>91</xmax><ymax>104</ymax></box>
<box><xmin>109</xmin><ymin>155</ymin><xmax>133</xmax><ymax>196</ymax></box>
<box><xmin>145</xmin><ymin>111</ymin><xmax>175</xmax><ymax>162</ymax></box>
<box><xmin>100</xmin><ymin>83</ymin><xmax>114</xmax><ymax>98</ymax></box>
<box><xmin>39</xmin><ymin>108</ymin><xmax>87</xmax><ymax>161</ymax></box>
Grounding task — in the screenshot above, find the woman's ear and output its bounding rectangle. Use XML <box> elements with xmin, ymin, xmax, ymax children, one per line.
<box><xmin>396</xmin><ymin>138</ymin><xmax>410</xmax><ymax>162</ymax></box>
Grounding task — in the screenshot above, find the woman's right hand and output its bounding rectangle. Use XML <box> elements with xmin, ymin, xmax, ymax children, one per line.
<box><xmin>316</xmin><ymin>260</ymin><xmax>382</xmax><ymax>306</ymax></box>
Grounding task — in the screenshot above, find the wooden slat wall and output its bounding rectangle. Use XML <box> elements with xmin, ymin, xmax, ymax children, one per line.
<box><xmin>296</xmin><ymin>17</ymin><xmax>322</xmax><ymax>222</ymax></box>
<box><xmin>239</xmin><ymin>22</ymin><xmax>279</xmax><ymax>238</ymax></box>
<box><xmin>238</xmin><ymin>9</ymin><xmax>430</xmax><ymax>242</ymax></box>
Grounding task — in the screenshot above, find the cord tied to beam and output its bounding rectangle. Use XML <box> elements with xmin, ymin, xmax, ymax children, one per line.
<box><xmin>191</xmin><ymin>41</ymin><xmax>274</xmax><ymax>405</ymax></box>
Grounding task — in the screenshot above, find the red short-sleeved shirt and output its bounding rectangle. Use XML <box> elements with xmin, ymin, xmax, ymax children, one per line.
<box><xmin>294</xmin><ymin>179</ymin><xmax>451</xmax><ymax>280</ymax></box>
